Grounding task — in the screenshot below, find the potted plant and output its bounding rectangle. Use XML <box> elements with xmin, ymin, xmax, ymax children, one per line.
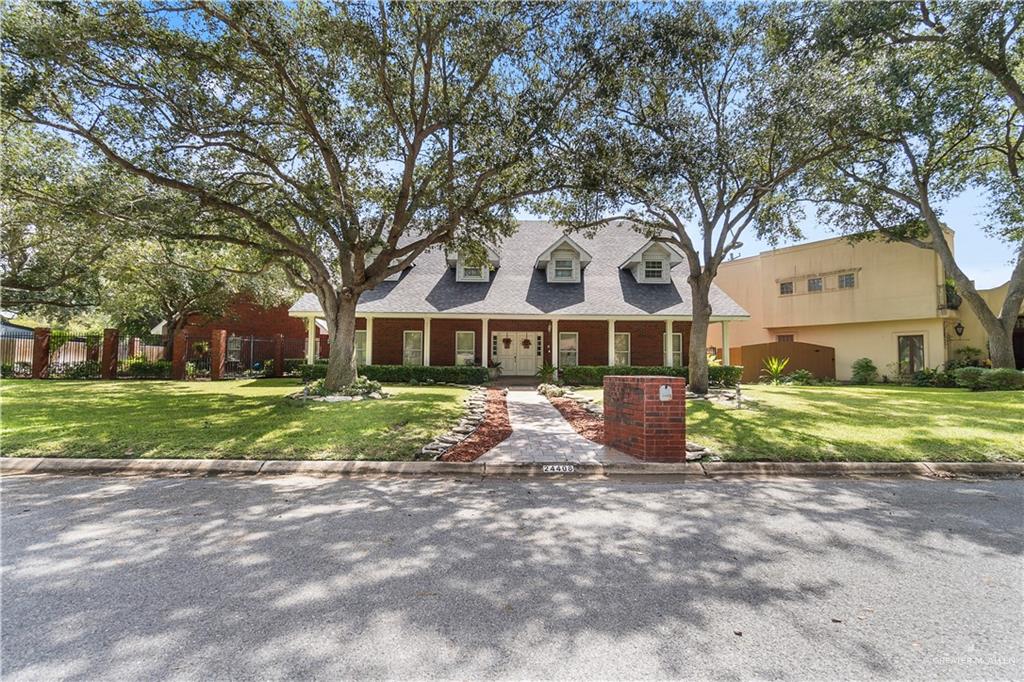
<box><xmin>488</xmin><ymin>361</ymin><xmax>502</xmax><ymax>380</ymax></box>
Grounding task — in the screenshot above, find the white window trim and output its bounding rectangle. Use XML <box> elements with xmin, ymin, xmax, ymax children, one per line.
<box><xmin>455</xmin><ymin>331</ymin><xmax>475</xmax><ymax>366</ymax></box>
<box><xmin>613</xmin><ymin>332</ymin><xmax>631</xmax><ymax>366</ymax></box>
<box><xmin>402</xmin><ymin>330</ymin><xmax>423</xmax><ymax>366</ymax></box>
<box><xmin>558</xmin><ymin>331</ymin><xmax>579</xmax><ymax>367</ymax></box>
<box><xmin>670</xmin><ymin>332</ymin><xmax>683</xmax><ymax>367</ymax></box>
<box><xmin>547</xmin><ymin>248</ymin><xmax>581</xmax><ymax>283</ymax></box>
<box><xmin>838</xmin><ymin>272</ymin><xmax>856</xmax><ymax>289</ymax></box>
<box><xmin>456</xmin><ymin>257</ymin><xmax>489</xmax><ymax>283</ymax></box>
<box><xmin>641</xmin><ymin>256</ymin><xmax>669</xmax><ymax>283</ymax></box>
<box><xmin>355</xmin><ymin>330</ymin><xmax>367</xmax><ymax>366</ymax></box>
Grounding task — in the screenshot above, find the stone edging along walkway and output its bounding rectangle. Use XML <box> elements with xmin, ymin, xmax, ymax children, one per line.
<box><xmin>1</xmin><ymin>457</ymin><xmax>1021</xmax><ymax>480</ymax></box>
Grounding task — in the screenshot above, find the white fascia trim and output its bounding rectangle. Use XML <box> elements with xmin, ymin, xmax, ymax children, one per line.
<box><xmin>618</xmin><ymin>239</ymin><xmax>685</xmax><ymax>270</ymax></box>
<box><xmin>534</xmin><ymin>234</ymin><xmax>593</xmax><ymax>268</ymax></box>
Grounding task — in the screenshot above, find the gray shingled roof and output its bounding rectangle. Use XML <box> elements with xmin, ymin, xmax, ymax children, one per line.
<box><xmin>289</xmin><ymin>221</ymin><xmax>748</xmax><ymax>318</ymax></box>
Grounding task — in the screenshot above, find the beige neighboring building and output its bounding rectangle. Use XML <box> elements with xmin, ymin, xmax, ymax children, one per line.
<box><xmin>706</xmin><ymin>231</ymin><xmax>1023</xmax><ymax>380</ymax></box>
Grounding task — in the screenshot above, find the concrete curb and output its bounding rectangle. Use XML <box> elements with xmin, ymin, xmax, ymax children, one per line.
<box><xmin>1</xmin><ymin>457</ymin><xmax>1020</xmax><ymax>480</ymax></box>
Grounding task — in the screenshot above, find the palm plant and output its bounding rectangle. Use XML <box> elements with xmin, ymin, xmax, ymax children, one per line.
<box><xmin>761</xmin><ymin>356</ymin><xmax>790</xmax><ymax>385</ymax></box>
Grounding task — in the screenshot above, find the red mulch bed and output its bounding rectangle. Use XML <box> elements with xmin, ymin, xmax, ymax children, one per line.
<box><xmin>549</xmin><ymin>396</ymin><xmax>606</xmax><ymax>445</ymax></box>
<box><xmin>441</xmin><ymin>387</ymin><xmax>512</xmax><ymax>462</ymax></box>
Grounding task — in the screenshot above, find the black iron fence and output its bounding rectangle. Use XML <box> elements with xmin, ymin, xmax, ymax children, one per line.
<box><xmin>117</xmin><ymin>334</ymin><xmax>172</xmax><ymax>379</ymax></box>
<box><xmin>0</xmin><ymin>326</ymin><xmax>34</xmax><ymax>377</ymax></box>
<box><xmin>46</xmin><ymin>330</ymin><xmax>104</xmax><ymax>379</ymax></box>
<box><xmin>5</xmin><ymin>327</ymin><xmax>308</xmax><ymax>380</ymax></box>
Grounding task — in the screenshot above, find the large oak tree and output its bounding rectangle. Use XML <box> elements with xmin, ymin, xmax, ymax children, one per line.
<box><xmin>547</xmin><ymin>2</ymin><xmax>851</xmax><ymax>392</ymax></box>
<box><xmin>805</xmin><ymin>1</ymin><xmax>1024</xmax><ymax>368</ymax></box>
<box><xmin>3</xmin><ymin>1</ymin><xmax>596</xmax><ymax>389</ymax></box>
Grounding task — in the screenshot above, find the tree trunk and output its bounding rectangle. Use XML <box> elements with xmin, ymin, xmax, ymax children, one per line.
<box><xmin>688</xmin><ymin>279</ymin><xmax>713</xmax><ymax>394</ymax></box>
<box><xmin>322</xmin><ymin>294</ymin><xmax>359</xmax><ymax>392</ymax></box>
<box><xmin>915</xmin><ymin>210</ymin><xmax>1023</xmax><ymax>369</ymax></box>
<box><xmin>988</xmin><ymin>321</ymin><xmax>1017</xmax><ymax>368</ymax></box>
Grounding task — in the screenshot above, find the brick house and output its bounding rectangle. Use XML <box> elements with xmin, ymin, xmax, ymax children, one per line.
<box><xmin>288</xmin><ymin>221</ymin><xmax>749</xmax><ymax>375</ymax></box>
<box><xmin>156</xmin><ymin>295</ymin><xmax>330</xmax><ymax>360</ymax></box>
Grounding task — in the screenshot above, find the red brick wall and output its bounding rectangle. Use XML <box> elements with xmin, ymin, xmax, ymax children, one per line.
<box><xmin>429</xmin><ymin>319</ymin><xmax>483</xmax><ymax>366</ymax></box>
<box><xmin>185</xmin><ymin>296</ymin><xmax>307</xmax><ymax>339</ymax></box>
<box><xmin>559</xmin><ymin>320</ymin><xmax>609</xmax><ymax>365</ymax></box>
<box><xmin>614</xmin><ymin>321</ymin><xmax>667</xmax><ymax>366</ymax></box>
<box><xmin>673</xmin><ymin>321</ymin><xmax>692</xmax><ymax>363</ymax></box>
<box><xmin>371</xmin><ymin>318</ymin><xmax>425</xmax><ymax>365</ymax></box>
<box><xmin>603</xmin><ymin>375</ymin><xmax>687</xmax><ymax>462</ymax></box>
<box><xmin>489</xmin><ymin>319</ymin><xmax>551</xmax><ymax>366</ymax></box>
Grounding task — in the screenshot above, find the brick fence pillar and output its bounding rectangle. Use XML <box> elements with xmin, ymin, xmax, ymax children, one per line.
<box><xmin>31</xmin><ymin>328</ymin><xmax>51</xmax><ymax>379</ymax></box>
<box><xmin>273</xmin><ymin>333</ymin><xmax>285</xmax><ymax>377</ymax></box>
<box><xmin>101</xmin><ymin>329</ymin><xmax>119</xmax><ymax>380</ymax></box>
<box><xmin>209</xmin><ymin>329</ymin><xmax>227</xmax><ymax>380</ymax></box>
<box><xmin>171</xmin><ymin>330</ymin><xmax>187</xmax><ymax>380</ymax></box>
<box><xmin>603</xmin><ymin>375</ymin><xmax>687</xmax><ymax>462</ymax></box>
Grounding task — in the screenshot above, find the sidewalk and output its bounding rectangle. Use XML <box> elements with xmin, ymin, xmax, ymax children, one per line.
<box><xmin>477</xmin><ymin>387</ymin><xmax>637</xmax><ymax>464</ymax></box>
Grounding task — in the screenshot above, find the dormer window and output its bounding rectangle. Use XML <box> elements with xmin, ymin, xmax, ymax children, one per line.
<box><xmin>643</xmin><ymin>258</ymin><xmax>664</xmax><ymax>281</ymax></box>
<box><xmin>554</xmin><ymin>258</ymin><xmax>575</xmax><ymax>280</ymax></box>
<box><xmin>535</xmin><ymin>235</ymin><xmax>592</xmax><ymax>284</ymax></box>
<box><xmin>447</xmin><ymin>244</ymin><xmax>499</xmax><ymax>283</ymax></box>
<box><xmin>459</xmin><ymin>262</ymin><xmax>486</xmax><ymax>282</ymax></box>
<box><xmin>619</xmin><ymin>239</ymin><xmax>682</xmax><ymax>284</ymax></box>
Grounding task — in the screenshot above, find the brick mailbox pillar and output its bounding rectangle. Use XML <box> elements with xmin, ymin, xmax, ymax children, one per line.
<box><xmin>603</xmin><ymin>375</ymin><xmax>687</xmax><ymax>462</ymax></box>
<box><xmin>101</xmin><ymin>329</ymin><xmax>119</xmax><ymax>380</ymax></box>
<box><xmin>171</xmin><ymin>330</ymin><xmax>188</xmax><ymax>380</ymax></box>
<box><xmin>273</xmin><ymin>333</ymin><xmax>285</xmax><ymax>377</ymax></box>
<box><xmin>31</xmin><ymin>327</ymin><xmax>51</xmax><ymax>379</ymax></box>
<box><xmin>209</xmin><ymin>329</ymin><xmax>227</xmax><ymax>380</ymax></box>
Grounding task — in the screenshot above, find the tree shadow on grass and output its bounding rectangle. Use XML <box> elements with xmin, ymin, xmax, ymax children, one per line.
<box><xmin>0</xmin><ymin>475</ymin><xmax>1020</xmax><ymax>679</ymax></box>
<box><xmin>0</xmin><ymin>381</ymin><xmax>468</xmax><ymax>460</ymax></box>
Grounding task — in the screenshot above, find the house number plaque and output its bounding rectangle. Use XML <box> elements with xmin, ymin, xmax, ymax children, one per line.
<box><xmin>542</xmin><ymin>464</ymin><xmax>575</xmax><ymax>473</ymax></box>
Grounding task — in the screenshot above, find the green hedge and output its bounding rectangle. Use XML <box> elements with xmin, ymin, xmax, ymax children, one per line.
<box><xmin>121</xmin><ymin>359</ymin><xmax>173</xmax><ymax>379</ymax></box>
<box><xmin>300</xmin><ymin>362</ymin><xmax>489</xmax><ymax>385</ymax></box>
<box><xmin>953</xmin><ymin>366</ymin><xmax>1024</xmax><ymax>391</ymax></box>
<box><xmin>560</xmin><ymin>364</ymin><xmax>743</xmax><ymax>387</ymax></box>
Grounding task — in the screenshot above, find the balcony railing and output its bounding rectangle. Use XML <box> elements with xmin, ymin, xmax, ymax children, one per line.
<box><xmin>938</xmin><ymin>284</ymin><xmax>962</xmax><ymax>310</ymax></box>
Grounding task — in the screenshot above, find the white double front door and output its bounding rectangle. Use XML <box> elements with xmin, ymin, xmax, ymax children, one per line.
<box><xmin>492</xmin><ymin>331</ymin><xmax>544</xmax><ymax>376</ymax></box>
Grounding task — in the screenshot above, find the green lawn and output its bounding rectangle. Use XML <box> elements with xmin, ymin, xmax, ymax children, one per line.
<box><xmin>574</xmin><ymin>384</ymin><xmax>1024</xmax><ymax>462</ymax></box>
<box><xmin>0</xmin><ymin>379</ymin><xmax>469</xmax><ymax>461</ymax></box>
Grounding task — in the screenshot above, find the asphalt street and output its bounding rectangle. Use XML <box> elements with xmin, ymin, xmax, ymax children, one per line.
<box><xmin>1</xmin><ymin>473</ymin><xmax>1021</xmax><ymax>681</ymax></box>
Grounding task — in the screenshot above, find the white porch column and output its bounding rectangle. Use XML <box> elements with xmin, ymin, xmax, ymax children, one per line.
<box><xmin>722</xmin><ymin>320</ymin><xmax>731</xmax><ymax>365</ymax></box>
<box><xmin>423</xmin><ymin>317</ymin><xmax>431</xmax><ymax>366</ymax></box>
<box><xmin>305</xmin><ymin>316</ymin><xmax>316</xmax><ymax>364</ymax></box>
<box><xmin>608</xmin><ymin>319</ymin><xmax>616</xmax><ymax>366</ymax></box>
<box><xmin>481</xmin><ymin>318</ymin><xmax>489</xmax><ymax>367</ymax></box>
<box><xmin>365</xmin><ymin>316</ymin><xmax>373</xmax><ymax>365</ymax></box>
<box><xmin>664</xmin><ymin>319</ymin><xmax>672</xmax><ymax>366</ymax></box>
<box><xmin>551</xmin><ymin>318</ymin><xmax>559</xmax><ymax>369</ymax></box>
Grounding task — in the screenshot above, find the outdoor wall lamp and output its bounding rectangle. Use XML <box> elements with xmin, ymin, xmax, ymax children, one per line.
<box><xmin>954</xmin><ymin>322</ymin><xmax>965</xmax><ymax>337</ymax></box>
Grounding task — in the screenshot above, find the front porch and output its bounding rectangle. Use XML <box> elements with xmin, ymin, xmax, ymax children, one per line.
<box><xmin>288</xmin><ymin>313</ymin><xmax>736</xmax><ymax>375</ymax></box>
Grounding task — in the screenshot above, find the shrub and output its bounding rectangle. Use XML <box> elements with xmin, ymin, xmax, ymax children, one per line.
<box><xmin>535</xmin><ymin>363</ymin><xmax>556</xmax><ymax>384</ymax></box>
<box><xmin>760</xmin><ymin>356</ymin><xmax>790</xmax><ymax>384</ymax></box>
<box><xmin>930</xmin><ymin>370</ymin><xmax>958</xmax><ymax>388</ymax></box>
<box><xmin>306</xmin><ymin>375</ymin><xmax>384</xmax><ymax>397</ymax></box>
<box><xmin>558</xmin><ymin>364</ymin><xmax>743</xmax><ymax>387</ymax></box>
<box><xmin>121</xmin><ymin>359</ymin><xmax>173</xmax><ymax>379</ymax></box>
<box><xmin>537</xmin><ymin>383</ymin><xmax>568</xmax><ymax>398</ymax></box>
<box><xmin>0</xmin><ymin>362</ymin><xmax>32</xmax><ymax>378</ymax></box>
<box><xmin>283</xmin><ymin>358</ymin><xmax>304</xmax><ymax>375</ymax></box>
<box><xmin>785</xmin><ymin>369</ymin><xmax>815</xmax><ymax>385</ymax></box>
<box><xmin>49</xmin><ymin>361</ymin><xmax>101</xmax><ymax>379</ymax></box>
<box><xmin>851</xmin><ymin>358</ymin><xmax>878</xmax><ymax>384</ymax></box>
<box><xmin>908</xmin><ymin>368</ymin><xmax>937</xmax><ymax>387</ymax></box>
<box><xmin>300</xmin><ymin>363</ymin><xmax>489</xmax><ymax>385</ymax></box>
<box><xmin>953</xmin><ymin>366</ymin><xmax>986</xmax><ymax>390</ymax></box>
<box><xmin>978</xmin><ymin>368</ymin><xmax>1024</xmax><ymax>391</ymax></box>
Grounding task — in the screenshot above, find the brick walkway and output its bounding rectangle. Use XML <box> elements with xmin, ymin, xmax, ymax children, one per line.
<box><xmin>477</xmin><ymin>387</ymin><xmax>637</xmax><ymax>464</ymax></box>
